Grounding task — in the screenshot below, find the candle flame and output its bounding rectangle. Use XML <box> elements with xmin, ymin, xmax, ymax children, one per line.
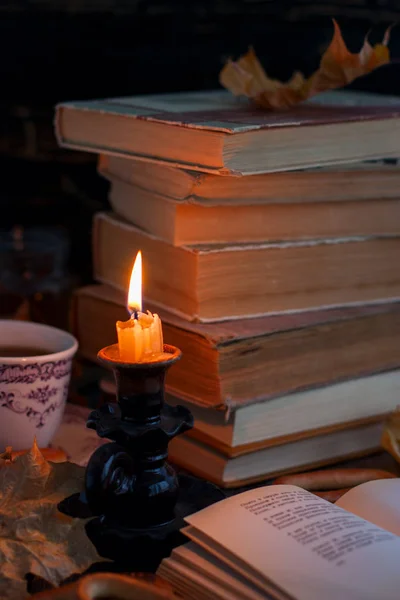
<box><xmin>127</xmin><ymin>251</ymin><xmax>142</xmax><ymax>314</ymax></box>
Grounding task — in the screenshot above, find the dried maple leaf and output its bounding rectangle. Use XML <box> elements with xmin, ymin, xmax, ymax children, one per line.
<box><xmin>219</xmin><ymin>20</ymin><xmax>392</xmax><ymax>109</ymax></box>
<box><xmin>0</xmin><ymin>440</ymin><xmax>101</xmax><ymax>600</ymax></box>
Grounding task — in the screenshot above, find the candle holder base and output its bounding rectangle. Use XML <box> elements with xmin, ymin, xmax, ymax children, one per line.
<box><xmin>59</xmin><ymin>473</ymin><xmax>224</xmax><ymax>569</ymax></box>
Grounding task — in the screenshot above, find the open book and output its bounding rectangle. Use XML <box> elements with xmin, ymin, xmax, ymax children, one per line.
<box><xmin>158</xmin><ymin>480</ymin><xmax>400</xmax><ymax>600</ymax></box>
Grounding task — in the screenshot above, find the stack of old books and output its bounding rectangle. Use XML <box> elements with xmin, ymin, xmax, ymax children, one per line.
<box><xmin>56</xmin><ymin>88</ymin><xmax>400</xmax><ymax>487</ymax></box>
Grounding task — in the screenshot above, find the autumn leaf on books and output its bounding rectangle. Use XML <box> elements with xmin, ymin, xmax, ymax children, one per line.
<box><xmin>219</xmin><ymin>20</ymin><xmax>392</xmax><ymax>109</ymax></box>
<box><xmin>0</xmin><ymin>440</ymin><xmax>101</xmax><ymax>599</ymax></box>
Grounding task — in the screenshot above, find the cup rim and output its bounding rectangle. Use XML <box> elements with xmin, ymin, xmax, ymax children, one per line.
<box><xmin>0</xmin><ymin>320</ymin><xmax>78</xmax><ymax>364</ymax></box>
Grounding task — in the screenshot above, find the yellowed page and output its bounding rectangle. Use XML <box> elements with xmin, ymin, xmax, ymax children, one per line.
<box><xmin>166</xmin><ymin>546</ymin><xmax>269</xmax><ymax>600</ymax></box>
<box><xmin>336</xmin><ymin>479</ymin><xmax>400</xmax><ymax>535</ymax></box>
<box><xmin>183</xmin><ymin>527</ymin><xmax>287</xmax><ymax>598</ymax></box>
<box><xmin>160</xmin><ymin>558</ymin><xmax>237</xmax><ymax>600</ymax></box>
<box><xmin>186</xmin><ymin>484</ymin><xmax>400</xmax><ymax>600</ymax></box>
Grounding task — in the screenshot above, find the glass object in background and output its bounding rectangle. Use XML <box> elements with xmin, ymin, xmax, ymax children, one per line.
<box><xmin>0</xmin><ymin>226</ymin><xmax>71</xmax><ymax>328</ymax></box>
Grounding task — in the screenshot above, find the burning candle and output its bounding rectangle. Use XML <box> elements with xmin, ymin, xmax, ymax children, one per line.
<box><xmin>116</xmin><ymin>251</ymin><xmax>163</xmax><ymax>362</ymax></box>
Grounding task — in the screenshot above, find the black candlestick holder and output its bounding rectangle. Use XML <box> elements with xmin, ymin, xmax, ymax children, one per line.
<box><xmin>85</xmin><ymin>343</ymin><xmax>192</xmax><ymax>528</ymax></box>
<box><xmin>63</xmin><ymin>343</ymin><xmax>225</xmax><ymax>567</ymax></box>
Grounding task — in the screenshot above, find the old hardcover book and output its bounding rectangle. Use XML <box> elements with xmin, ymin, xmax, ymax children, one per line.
<box><xmin>72</xmin><ymin>285</ymin><xmax>400</xmax><ymax>412</ymax></box>
<box><xmin>93</xmin><ymin>212</ymin><xmax>400</xmax><ymax>321</ymax></box>
<box><xmin>55</xmin><ymin>89</ymin><xmax>400</xmax><ymax>175</ymax></box>
<box><xmin>168</xmin><ymin>420</ymin><xmax>384</xmax><ymax>487</ymax></box>
<box><xmin>158</xmin><ymin>480</ymin><xmax>400</xmax><ymax>598</ymax></box>
<box><xmin>105</xmin><ymin>175</ymin><xmax>400</xmax><ymax>246</ymax></box>
<box><xmin>100</xmin><ymin>372</ymin><xmax>394</xmax><ymax>457</ymax></box>
<box><xmin>99</xmin><ymin>155</ymin><xmax>400</xmax><ymax>205</ymax></box>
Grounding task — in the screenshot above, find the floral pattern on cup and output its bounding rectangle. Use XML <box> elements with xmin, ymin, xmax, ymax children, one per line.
<box><xmin>0</xmin><ymin>370</ymin><xmax>71</xmax><ymax>428</ymax></box>
<box><xmin>26</xmin><ymin>385</ymin><xmax>59</xmax><ymax>404</ymax></box>
<box><xmin>0</xmin><ymin>359</ymin><xmax>71</xmax><ymax>385</ymax></box>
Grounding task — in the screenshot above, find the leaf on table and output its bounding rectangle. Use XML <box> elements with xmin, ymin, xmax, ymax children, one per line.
<box><xmin>0</xmin><ymin>439</ymin><xmax>101</xmax><ymax>600</ymax></box>
<box><xmin>219</xmin><ymin>19</ymin><xmax>392</xmax><ymax>109</ymax></box>
<box><xmin>382</xmin><ymin>408</ymin><xmax>400</xmax><ymax>463</ymax></box>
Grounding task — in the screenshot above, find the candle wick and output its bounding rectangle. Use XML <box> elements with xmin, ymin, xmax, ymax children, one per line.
<box><xmin>128</xmin><ymin>305</ymin><xmax>140</xmax><ymax>320</ymax></box>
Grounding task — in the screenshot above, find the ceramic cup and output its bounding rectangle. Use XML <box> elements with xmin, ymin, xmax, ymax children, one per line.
<box><xmin>0</xmin><ymin>320</ymin><xmax>78</xmax><ymax>451</ymax></box>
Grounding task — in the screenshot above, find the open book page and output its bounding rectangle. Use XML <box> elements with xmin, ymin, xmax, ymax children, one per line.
<box><xmin>185</xmin><ymin>484</ymin><xmax>400</xmax><ymax>600</ymax></box>
<box><xmin>336</xmin><ymin>479</ymin><xmax>400</xmax><ymax>535</ymax></box>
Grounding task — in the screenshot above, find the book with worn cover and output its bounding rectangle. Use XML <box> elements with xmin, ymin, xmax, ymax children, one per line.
<box><xmin>168</xmin><ymin>420</ymin><xmax>384</xmax><ymax>487</ymax></box>
<box><xmin>72</xmin><ymin>285</ymin><xmax>400</xmax><ymax>413</ymax></box>
<box><xmin>105</xmin><ymin>173</ymin><xmax>400</xmax><ymax>246</ymax></box>
<box><xmin>99</xmin><ymin>155</ymin><xmax>400</xmax><ymax>205</ymax></box>
<box><xmin>158</xmin><ymin>480</ymin><xmax>400</xmax><ymax>598</ymax></box>
<box><xmin>93</xmin><ymin>211</ymin><xmax>400</xmax><ymax>322</ymax></box>
<box><xmin>168</xmin><ymin>372</ymin><xmax>397</xmax><ymax>457</ymax></box>
<box><xmin>100</xmin><ymin>374</ymin><xmax>396</xmax><ymax>458</ymax></box>
<box><xmin>55</xmin><ymin>89</ymin><xmax>400</xmax><ymax>175</ymax></box>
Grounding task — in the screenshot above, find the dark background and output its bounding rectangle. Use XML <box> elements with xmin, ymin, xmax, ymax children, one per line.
<box><xmin>1</xmin><ymin>1</ymin><xmax>400</xmax><ymax>297</ymax></box>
